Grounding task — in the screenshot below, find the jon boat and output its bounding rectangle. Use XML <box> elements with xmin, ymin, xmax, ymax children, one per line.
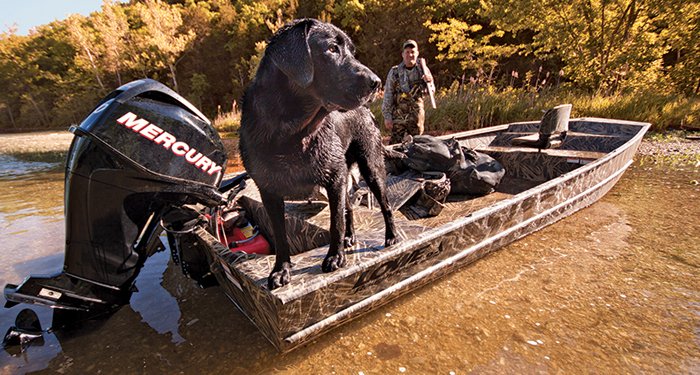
<box><xmin>3</xmin><ymin>80</ymin><xmax>649</xmax><ymax>352</ymax></box>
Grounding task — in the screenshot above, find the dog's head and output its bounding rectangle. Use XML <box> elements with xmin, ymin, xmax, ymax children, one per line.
<box><xmin>265</xmin><ymin>19</ymin><xmax>381</xmax><ymax>111</ymax></box>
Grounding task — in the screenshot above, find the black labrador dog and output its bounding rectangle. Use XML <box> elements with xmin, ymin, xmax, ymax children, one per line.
<box><xmin>239</xmin><ymin>19</ymin><xmax>399</xmax><ymax>289</ymax></box>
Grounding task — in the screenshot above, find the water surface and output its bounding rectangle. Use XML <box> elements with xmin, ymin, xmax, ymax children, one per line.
<box><xmin>0</xmin><ymin>154</ymin><xmax>698</xmax><ymax>374</ymax></box>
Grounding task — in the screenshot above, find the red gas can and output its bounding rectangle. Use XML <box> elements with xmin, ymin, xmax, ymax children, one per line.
<box><xmin>229</xmin><ymin>223</ymin><xmax>270</xmax><ymax>255</ymax></box>
<box><xmin>218</xmin><ymin>212</ymin><xmax>271</xmax><ymax>255</ymax></box>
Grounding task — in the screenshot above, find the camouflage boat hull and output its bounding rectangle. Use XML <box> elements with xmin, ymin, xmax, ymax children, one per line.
<box><xmin>197</xmin><ymin>117</ymin><xmax>649</xmax><ymax>352</ymax></box>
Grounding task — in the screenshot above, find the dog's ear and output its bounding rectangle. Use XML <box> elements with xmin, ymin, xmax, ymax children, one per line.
<box><xmin>267</xmin><ymin>20</ymin><xmax>314</xmax><ymax>88</ymax></box>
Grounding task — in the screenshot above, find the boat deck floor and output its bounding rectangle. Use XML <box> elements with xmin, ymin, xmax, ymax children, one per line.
<box><xmin>213</xmin><ymin>175</ymin><xmax>546</xmax><ymax>348</ymax></box>
<box><xmin>227</xmin><ymin>139</ymin><xmax>604</xmax><ymax>291</ymax></box>
<box><xmin>233</xmin><ymin>175</ymin><xmax>539</xmax><ymax>282</ymax></box>
<box><xmin>401</xmin><ymin>176</ymin><xmax>540</xmax><ymax>229</ymax></box>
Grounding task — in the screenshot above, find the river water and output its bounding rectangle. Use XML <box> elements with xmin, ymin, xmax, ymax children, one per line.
<box><xmin>0</xmin><ymin>150</ymin><xmax>698</xmax><ymax>374</ymax></box>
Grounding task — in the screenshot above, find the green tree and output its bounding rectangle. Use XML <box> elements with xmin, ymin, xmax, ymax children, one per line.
<box><xmin>93</xmin><ymin>0</ymin><xmax>131</xmax><ymax>86</ymax></box>
<box><xmin>225</xmin><ymin>0</ymin><xmax>295</xmax><ymax>93</ymax></box>
<box><xmin>426</xmin><ymin>17</ymin><xmax>520</xmax><ymax>76</ymax></box>
<box><xmin>0</xmin><ymin>23</ymin><xmax>80</xmax><ymax>128</ymax></box>
<box><xmin>339</xmin><ymin>0</ymin><xmax>440</xmax><ymax>82</ymax></box>
<box><xmin>134</xmin><ymin>0</ymin><xmax>196</xmax><ymax>92</ymax></box>
<box><xmin>0</xmin><ymin>31</ymin><xmax>25</xmax><ymax>128</ymax></box>
<box><xmin>65</xmin><ymin>15</ymin><xmax>105</xmax><ymax>92</ymax></box>
<box><xmin>483</xmin><ymin>0</ymin><xmax>668</xmax><ymax>94</ymax></box>
<box><xmin>175</xmin><ymin>0</ymin><xmax>241</xmax><ymax>116</ymax></box>
<box><xmin>660</xmin><ymin>1</ymin><xmax>700</xmax><ymax>95</ymax></box>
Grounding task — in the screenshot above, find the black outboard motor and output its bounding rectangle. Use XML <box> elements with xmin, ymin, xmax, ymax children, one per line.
<box><xmin>4</xmin><ymin>79</ymin><xmax>227</xmax><ymax>316</ymax></box>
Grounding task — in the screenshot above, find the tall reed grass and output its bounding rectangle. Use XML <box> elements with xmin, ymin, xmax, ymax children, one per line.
<box><xmin>212</xmin><ymin>109</ymin><xmax>241</xmax><ymax>135</ymax></box>
<box><xmin>217</xmin><ymin>83</ymin><xmax>698</xmax><ymax>137</ymax></box>
<box><xmin>371</xmin><ymin>83</ymin><xmax>699</xmax><ymax>134</ymax></box>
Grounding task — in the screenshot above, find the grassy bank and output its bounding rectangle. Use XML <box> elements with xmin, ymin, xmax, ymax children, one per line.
<box><xmin>2</xmin><ymin>122</ymin><xmax>696</xmax><ymax>168</ymax></box>
<box><xmin>212</xmin><ymin>86</ymin><xmax>698</xmax><ymax>136</ymax></box>
<box><xmin>370</xmin><ymin>86</ymin><xmax>700</xmax><ymax>135</ymax></box>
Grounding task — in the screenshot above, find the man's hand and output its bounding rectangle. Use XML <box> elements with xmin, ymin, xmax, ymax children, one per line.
<box><xmin>422</xmin><ymin>73</ymin><xmax>433</xmax><ymax>83</ymax></box>
<box><xmin>384</xmin><ymin>119</ymin><xmax>393</xmax><ymax>132</ymax></box>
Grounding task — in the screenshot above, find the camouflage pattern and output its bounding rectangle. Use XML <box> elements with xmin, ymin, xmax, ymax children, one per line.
<box><xmin>382</xmin><ymin>63</ymin><xmax>428</xmax><ymax>144</ymax></box>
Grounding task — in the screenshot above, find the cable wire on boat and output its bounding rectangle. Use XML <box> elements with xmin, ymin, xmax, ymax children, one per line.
<box><xmin>160</xmin><ymin>218</ymin><xmax>200</xmax><ymax>234</ymax></box>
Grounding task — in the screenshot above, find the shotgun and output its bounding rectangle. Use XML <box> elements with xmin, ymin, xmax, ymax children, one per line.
<box><xmin>420</xmin><ymin>57</ymin><xmax>436</xmax><ymax>109</ymax></box>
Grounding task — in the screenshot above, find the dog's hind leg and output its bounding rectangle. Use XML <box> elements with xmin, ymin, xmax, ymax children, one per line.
<box><xmin>354</xmin><ymin>144</ymin><xmax>400</xmax><ymax>247</ymax></box>
<box><xmin>322</xmin><ymin>173</ymin><xmax>349</xmax><ymax>272</ymax></box>
<box><xmin>259</xmin><ymin>189</ymin><xmax>293</xmax><ymax>289</ymax></box>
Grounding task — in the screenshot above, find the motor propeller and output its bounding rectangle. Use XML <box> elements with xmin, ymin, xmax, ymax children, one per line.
<box><xmin>2</xmin><ymin>308</ymin><xmax>44</xmax><ymax>354</ymax></box>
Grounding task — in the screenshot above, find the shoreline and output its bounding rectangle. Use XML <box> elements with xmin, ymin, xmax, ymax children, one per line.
<box><xmin>1</xmin><ymin>129</ymin><xmax>698</xmax><ymax>162</ymax></box>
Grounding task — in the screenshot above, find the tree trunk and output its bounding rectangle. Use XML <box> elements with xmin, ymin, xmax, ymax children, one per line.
<box><xmin>84</xmin><ymin>46</ymin><xmax>105</xmax><ymax>91</ymax></box>
<box><xmin>4</xmin><ymin>104</ymin><xmax>16</xmax><ymax>128</ymax></box>
<box><xmin>169</xmin><ymin>63</ymin><xmax>179</xmax><ymax>92</ymax></box>
<box><xmin>24</xmin><ymin>95</ymin><xmax>48</xmax><ymax>127</ymax></box>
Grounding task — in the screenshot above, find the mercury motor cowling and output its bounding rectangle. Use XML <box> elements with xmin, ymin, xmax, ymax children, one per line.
<box><xmin>4</xmin><ymin>79</ymin><xmax>227</xmax><ymax>316</ymax></box>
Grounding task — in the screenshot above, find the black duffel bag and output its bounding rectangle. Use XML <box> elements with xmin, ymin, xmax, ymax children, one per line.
<box><xmin>403</xmin><ymin>135</ymin><xmax>465</xmax><ymax>172</ymax></box>
<box><xmin>449</xmin><ymin>148</ymin><xmax>505</xmax><ymax>196</ymax></box>
<box><xmin>401</xmin><ymin>135</ymin><xmax>505</xmax><ymax>196</ymax></box>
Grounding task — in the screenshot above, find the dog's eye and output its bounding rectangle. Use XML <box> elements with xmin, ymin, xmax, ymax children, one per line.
<box><xmin>327</xmin><ymin>45</ymin><xmax>340</xmax><ymax>54</ymax></box>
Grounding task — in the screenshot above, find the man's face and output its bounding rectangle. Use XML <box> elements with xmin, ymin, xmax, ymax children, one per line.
<box><xmin>402</xmin><ymin>46</ymin><xmax>418</xmax><ymax>67</ymax></box>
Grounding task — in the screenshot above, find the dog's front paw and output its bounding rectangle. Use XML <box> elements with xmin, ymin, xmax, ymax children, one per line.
<box><xmin>268</xmin><ymin>262</ymin><xmax>292</xmax><ymax>290</ymax></box>
<box><xmin>322</xmin><ymin>251</ymin><xmax>347</xmax><ymax>273</ymax></box>
<box><xmin>385</xmin><ymin>234</ymin><xmax>400</xmax><ymax>247</ymax></box>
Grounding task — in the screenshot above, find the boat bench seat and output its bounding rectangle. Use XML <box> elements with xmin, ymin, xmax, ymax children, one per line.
<box><xmin>475</xmin><ymin>145</ymin><xmax>607</xmax><ymax>160</ymax></box>
<box><xmin>474</xmin><ymin>145</ymin><xmax>607</xmax><ymax>181</ymax></box>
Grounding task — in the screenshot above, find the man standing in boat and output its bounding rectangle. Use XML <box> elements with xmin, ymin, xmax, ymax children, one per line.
<box><xmin>382</xmin><ymin>39</ymin><xmax>435</xmax><ymax>144</ymax></box>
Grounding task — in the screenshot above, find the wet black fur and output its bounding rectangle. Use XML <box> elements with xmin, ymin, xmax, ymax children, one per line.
<box><xmin>239</xmin><ymin>19</ymin><xmax>399</xmax><ymax>289</ymax></box>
